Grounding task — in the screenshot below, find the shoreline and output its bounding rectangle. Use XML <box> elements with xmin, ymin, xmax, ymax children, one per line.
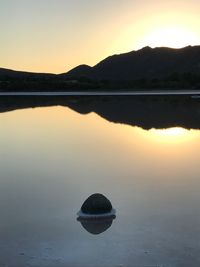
<box><xmin>0</xmin><ymin>90</ymin><xmax>200</xmax><ymax>96</ymax></box>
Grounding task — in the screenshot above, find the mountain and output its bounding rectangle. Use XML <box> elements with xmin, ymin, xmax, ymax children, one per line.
<box><xmin>60</xmin><ymin>64</ymin><xmax>92</xmax><ymax>78</ymax></box>
<box><xmin>62</xmin><ymin>45</ymin><xmax>200</xmax><ymax>80</ymax></box>
<box><xmin>1</xmin><ymin>45</ymin><xmax>200</xmax><ymax>91</ymax></box>
<box><xmin>0</xmin><ymin>67</ymin><xmax>55</xmax><ymax>79</ymax></box>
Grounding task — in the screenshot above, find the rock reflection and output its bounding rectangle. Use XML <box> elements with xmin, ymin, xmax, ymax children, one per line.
<box><xmin>77</xmin><ymin>216</ymin><xmax>116</xmax><ymax>235</ymax></box>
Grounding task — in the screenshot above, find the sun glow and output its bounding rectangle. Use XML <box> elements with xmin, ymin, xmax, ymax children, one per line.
<box><xmin>148</xmin><ymin>127</ymin><xmax>198</xmax><ymax>144</ymax></box>
<box><xmin>140</xmin><ymin>26</ymin><xmax>199</xmax><ymax>49</ymax></box>
<box><xmin>151</xmin><ymin>127</ymin><xmax>187</xmax><ymax>137</ymax></box>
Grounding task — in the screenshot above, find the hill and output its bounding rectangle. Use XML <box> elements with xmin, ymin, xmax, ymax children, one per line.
<box><xmin>63</xmin><ymin>45</ymin><xmax>200</xmax><ymax>81</ymax></box>
<box><xmin>0</xmin><ymin>67</ymin><xmax>55</xmax><ymax>79</ymax></box>
<box><xmin>1</xmin><ymin>45</ymin><xmax>200</xmax><ymax>91</ymax></box>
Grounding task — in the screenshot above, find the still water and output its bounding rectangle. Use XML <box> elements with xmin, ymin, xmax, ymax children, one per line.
<box><xmin>0</xmin><ymin>105</ymin><xmax>200</xmax><ymax>267</ymax></box>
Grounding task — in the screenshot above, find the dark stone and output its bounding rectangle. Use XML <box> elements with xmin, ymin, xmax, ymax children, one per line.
<box><xmin>81</xmin><ymin>193</ymin><xmax>112</xmax><ymax>214</ymax></box>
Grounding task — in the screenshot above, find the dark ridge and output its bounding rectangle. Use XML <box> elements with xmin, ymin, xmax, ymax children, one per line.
<box><xmin>59</xmin><ymin>64</ymin><xmax>92</xmax><ymax>78</ymax></box>
<box><xmin>59</xmin><ymin>45</ymin><xmax>200</xmax><ymax>81</ymax></box>
<box><xmin>0</xmin><ymin>67</ymin><xmax>55</xmax><ymax>79</ymax></box>
<box><xmin>88</xmin><ymin>45</ymin><xmax>200</xmax><ymax>80</ymax></box>
<box><xmin>1</xmin><ymin>45</ymin><xmax>200</xmax><ymax>90</ymax></box>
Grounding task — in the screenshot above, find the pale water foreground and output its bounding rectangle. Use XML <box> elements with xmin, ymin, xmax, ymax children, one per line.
<box><xmin>0</xmin><ymin>105</ymin><xmax>200</xmax><ymax>267</ymax></box>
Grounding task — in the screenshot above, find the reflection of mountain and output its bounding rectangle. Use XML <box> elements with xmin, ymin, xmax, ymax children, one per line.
<box><xmin>0</xmin><ymin>96</ymin><xmax>200</xmax><ymax>130</ymax></box>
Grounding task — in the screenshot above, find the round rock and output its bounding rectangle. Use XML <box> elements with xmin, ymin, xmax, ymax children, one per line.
<box><xmin>81</xmin><ymin>193</ymin><xmax>112</xmax><ymax>215</ymax></box>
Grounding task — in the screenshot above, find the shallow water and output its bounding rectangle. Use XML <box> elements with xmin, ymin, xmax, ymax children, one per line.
<box><xmin>0</xmin><ymin>105</ymin><xmax>200</xmax><ymax>267</ymax></box>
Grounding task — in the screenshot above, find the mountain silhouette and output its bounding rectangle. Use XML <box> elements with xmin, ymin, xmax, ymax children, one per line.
<box><xmin>61</xmin><ymin>64</ymin><xmax>92</xmax><ymax>78</ymax></box>
<box><xmin>1</xmin><ymin>45</ymin><xmax>200</xmax><ymax>90</ymax></box>
<box><xmin>0</xmin><ymin>67</ymin><xmax>55</xmax><ymax>79</ymax></box>
<box><xmin>62</xmin><ymin>45</ymin><xmax>200</xmax><ymax>80</ymax></box>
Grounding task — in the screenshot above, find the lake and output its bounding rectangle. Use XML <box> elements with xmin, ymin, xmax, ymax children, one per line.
<box><xmin>0</xmin><ymin>96</ymin><xmax>200</xmax><ymax>267</ymax></box>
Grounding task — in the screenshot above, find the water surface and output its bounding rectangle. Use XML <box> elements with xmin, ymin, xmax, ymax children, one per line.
<box><xmin>0</xmin><ymin>104</ymin><xmax>200</xmax><ymax>267</ymax></box>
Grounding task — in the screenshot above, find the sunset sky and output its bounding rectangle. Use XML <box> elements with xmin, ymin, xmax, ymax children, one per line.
<box><xmin>1</xmin><ymin>0</ymin><xmax>200</xmax><ymax>73</ymax></box>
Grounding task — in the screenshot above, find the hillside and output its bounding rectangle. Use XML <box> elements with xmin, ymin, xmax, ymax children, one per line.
<box><xmin>63</xmin><ymin>46</ymin><xmax>200</xmax><ymax>81</ymax></box>
<box><xmin>1</xmin><ymin>45</ymin><xmax>200</xmax><ymax>91</ymax></box>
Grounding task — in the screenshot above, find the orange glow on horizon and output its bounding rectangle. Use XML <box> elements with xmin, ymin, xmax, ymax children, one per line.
<box><xmin>127</xmin><ymin>126</ymin><xmax>200</xmax><ymax>147</ymax></box>
<box><xmin>1</xmin><ymin>1</ymin><xmax>200</xmax><ymax>73</ymax></box>
<box><xmin>137</xmin><ymin>26</ymin><xmax>199</xmax><ymax>49</ymax></box>
<box><xmin>146</xmin><ymin>127</ymin><xmax>199</xmax><ymax>144</ymax></box>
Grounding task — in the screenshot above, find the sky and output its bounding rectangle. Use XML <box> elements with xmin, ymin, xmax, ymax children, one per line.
<box><xmin>1</xmin><ymin>0</ymin><xmax>200</xmax><ymax>73</ymax></box>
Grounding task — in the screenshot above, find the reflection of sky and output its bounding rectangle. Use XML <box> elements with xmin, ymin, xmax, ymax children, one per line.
<box><xmin>0</xmin><ymin>106</ymin><xmax>200</xmax><ymax>266</ymax></box>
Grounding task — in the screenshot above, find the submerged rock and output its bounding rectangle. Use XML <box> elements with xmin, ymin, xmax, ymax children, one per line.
<box><xmin>81</xmin><ymin>193</ymin><xmax>112</xmax><ymax>215</ymax></box>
